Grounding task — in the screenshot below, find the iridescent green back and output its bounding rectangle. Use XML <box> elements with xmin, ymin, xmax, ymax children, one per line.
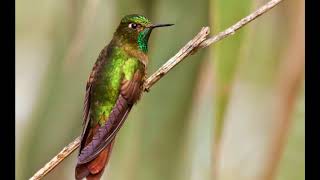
<box><xmin>90</xmin><ymin>46</ymin><xmax>144</xmax><ymax>126</ymax></box>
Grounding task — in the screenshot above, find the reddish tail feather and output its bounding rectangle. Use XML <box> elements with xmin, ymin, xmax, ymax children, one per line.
<box><xmin>75</xmin><ymin>140</ymin><xmax>115</xmax><ymax>180</ymax></box>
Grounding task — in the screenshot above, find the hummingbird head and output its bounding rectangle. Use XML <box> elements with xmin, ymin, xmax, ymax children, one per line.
<box><xmin>114</xmin><ymin>14</ymin><xmax>174</xmax><ymax>53</ymax></box>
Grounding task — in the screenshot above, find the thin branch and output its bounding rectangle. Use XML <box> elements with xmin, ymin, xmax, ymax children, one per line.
<box><xmin>29</xmin><ymin>137</ymin><xmax>81</xmax><ymax>180</ymax></box>
<box><xmin>144</xmin><ymin>0</ymin><xmax>283</xmax><ymax>91</ymax></box>
<box><xmin>143</xmin><ymin>27</ymin><xmax>210</xmax><ymax>91</ymax></box>
<box><xmin>29</xmin><ymin>0</ymin><xmax>283</xmax><ymax>179</ymax></box>
<box><xmin>199</xmin><ymin>0</ymin><xmax>283</xmax><ymax>48</ymax></box>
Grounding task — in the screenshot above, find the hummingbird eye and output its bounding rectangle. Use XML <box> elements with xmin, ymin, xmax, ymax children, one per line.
<box><xmin>128</xmin><ymin>23</ymin><xmax>138</xmax><ymax>29</ymax></box>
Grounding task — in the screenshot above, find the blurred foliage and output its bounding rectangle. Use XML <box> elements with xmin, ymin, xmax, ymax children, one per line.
<box><xmin>210</xmin><ymin>0</ymin><xmax>252</xmax><ymax>142</ymax></box>
<box><xmin>210</xmin><ymin>0</ymin><xmax>304</xmax><ymax>179</ymax></box>
<box><xmin>16</xmin><ymin>0</ymin><xmax>304</xmax><ymax>180</ymax></box>
<box><xmin>276</xmin><ymin>83</ymin><xmax>304</xmax><ymax>180</ymax></box>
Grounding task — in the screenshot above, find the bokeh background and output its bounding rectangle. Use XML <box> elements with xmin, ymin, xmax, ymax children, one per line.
<box><xmin>16</xmin><ymin>0</ymin><xmax>304</xmax><ymax>179</ymax></box>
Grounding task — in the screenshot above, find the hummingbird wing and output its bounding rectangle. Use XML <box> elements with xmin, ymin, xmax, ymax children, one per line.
<box><xmin>78</xmin><ymin>83</ymin><xmax>92</xmax><ymax>153</ymax></box>
<box><xmin>78</xmin><ymin>63</ymin><xmax>144</xmax><ymax>165</ymax></box>
<box><xmin>78</xmin><ymin>48</ymin><xmax>107</xmax><ymax>153</ymax></box>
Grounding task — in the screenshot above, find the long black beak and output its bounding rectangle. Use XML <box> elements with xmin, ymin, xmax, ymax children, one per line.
<box><xmin>149</xmin><ymin>24</ymin><xmax>174</xmax><ymax>29</ymax></box>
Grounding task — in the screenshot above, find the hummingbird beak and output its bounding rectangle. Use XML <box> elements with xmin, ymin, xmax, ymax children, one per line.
<box><xmin>149</xmin><ymin>23</ymin><xmax>174</xmax><ymax>29</ymax></box>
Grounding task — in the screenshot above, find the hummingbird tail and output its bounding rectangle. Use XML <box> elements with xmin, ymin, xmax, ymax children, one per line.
<box><xmin>75</xmin><ymin>139</ymin><xmax>115</xmax><ymax>180</ymax></box>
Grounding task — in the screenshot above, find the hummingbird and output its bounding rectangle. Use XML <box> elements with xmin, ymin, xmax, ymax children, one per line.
<box><xmin>75</xmin><ymin>14</ymin><xmax>173</xmax><ymax>180</ymax></box>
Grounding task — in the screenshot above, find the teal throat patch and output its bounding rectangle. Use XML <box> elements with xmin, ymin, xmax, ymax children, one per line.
<box><xmin>137</xmin><ymin>28</ymin><xmax>152</xmax><ymax>53</ymax></box>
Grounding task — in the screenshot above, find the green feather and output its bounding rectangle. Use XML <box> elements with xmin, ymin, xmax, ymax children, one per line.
<box><xmin>90</xmin><ymin>47</ymin><xmax>143</xmax><ymax>126</ymax></box>
<box><xmin>121</xmin><ymin>14</ymin><xmax>151</xmax><ymax>25</ymax></box>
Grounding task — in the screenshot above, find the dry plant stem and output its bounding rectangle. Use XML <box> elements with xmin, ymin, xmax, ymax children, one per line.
<box><xmin>144</xmin><ymin>0</ymin><xmax>283</xmax><ymax>91</ymax></box>
<box><xmin>200</xmin><ymin>0</ymin><xmax>283</xmax><ymax>48</ymax></box>
<box><xmin>29</xmin><ymin>137</ymin><xmax>81</xmax><ymax>180</ymax></box>
<box><xmin>29</xmin><ymin>0</ymin><xmax>284</xmax><ymax>179</ymax></box>
<box><xmin>143</xmin><ymin>27</ymin><xmax>210</xmax><ymax>91</ymax></box>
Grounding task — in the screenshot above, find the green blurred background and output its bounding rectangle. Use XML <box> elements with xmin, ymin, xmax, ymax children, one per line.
<box><xmin>16</xmin><ymin>0</ymin><xmax>304</xmax><ymax>180</ymax></box>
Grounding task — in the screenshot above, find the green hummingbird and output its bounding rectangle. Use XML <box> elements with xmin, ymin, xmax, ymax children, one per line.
<box><xmin>75</xmin><ymin>14</ymin><xmax>173</xmax><ymax>180</ymax></box>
